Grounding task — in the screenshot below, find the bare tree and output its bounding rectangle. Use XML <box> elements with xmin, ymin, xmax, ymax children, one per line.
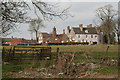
<box><xmin>0</xmin><ymin>1</ymin><xmax>71</xmax><ymax>36</ymax></box>
<box><xmin>114</xmin><ymin>18</ymin><xmax>120</xmax><ymax>44</ymax></box>
<box><xmin>96</xmin><ymin>4</ymin><xmax>117</xmax><ymax>44</ymax></box>
<box><xmin>0</xmin><ymin>2</ymin><xmax>29</xmax><ymax>36</ymax></box>
<box><xmin>28</xmin><ymin>18</ymin><xmax>44</xmax><ymax>42</ymax></box>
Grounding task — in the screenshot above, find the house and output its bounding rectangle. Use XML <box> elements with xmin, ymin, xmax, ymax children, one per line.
<box><xmin>66</xmin><ymin>24</ymin><xmax>103</xmax><ymax>45</ymax></box>
<box><xmin>38</xmin><ymin>32</ymin><xmax>51</xmax><ymax>43</ymax></box>
<box><xmin>2</xmin><ymin>38</ymin><xmax>11</xmax><ymax>44</ymax></box>
<box><xmin>4</xmin><ymin>38</ymin><xmax>37</xmax><ymax>46</ymax></box>
<box><xmin>4</xmin><ymin>38</ymin><xmax>24</xmax><ymax>46</ymax></box>
<box><xmin>38</xmin><ymin>27</ymin><xmax>69</xmax><ymax>44</ymax></box>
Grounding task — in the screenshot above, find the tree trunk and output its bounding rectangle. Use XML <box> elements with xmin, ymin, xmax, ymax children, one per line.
<box><xmin>118</xmin><ymin>34</ymin><xmax>120</xmax><ymax>44</ymax></box>
<box><xmin>107</xmin><ymin>34</ymin><xmax>110</xmax><ymax>44</ymax></box>
<box><xmin>35</xmin><ymin>31</ymin><xmax>38</xmax><ymax>42</ymax></box>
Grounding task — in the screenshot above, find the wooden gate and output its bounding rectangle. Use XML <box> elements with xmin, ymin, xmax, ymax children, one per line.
<box><xmin>2</xmin><ymin>46</ymin><xmax>51</xmax><ymax>61</ymax></box>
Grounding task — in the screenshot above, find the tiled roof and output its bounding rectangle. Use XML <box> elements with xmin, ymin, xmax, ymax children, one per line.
<box><xmin>72</xmin><ymin>27</ymin><xmax>97</xmax><ymax>34</ymax></box>
<box><xmin>42</xmin><ymin>33</ymin><xmax>51</xmax><ymax>37</ymax></box>
<box><xmin>43</xmin><ymin>37</ymin><xmax>50</xmax><ymax>42</ymax></box>
<box><xmin>46</xmin><ymin>34</ymin><xmax>68</xmax><ymax>43</ymax></box>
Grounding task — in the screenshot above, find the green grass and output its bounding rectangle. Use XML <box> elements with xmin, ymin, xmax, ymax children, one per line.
<box><xmin>2</xmin><ymin>44</ymin><xmax>118</xmax><ymax>53</ymax></box>
<box><xmin>2</xmin><ymin>45</ymin><xmax>119</xmax><ymax>78</ymax></box>
<box><xmin>95</xmin><ymin>65</ymin><xmax>118</xmax><ymax>74</ymax></box>
<box><xmin>50</xmin><ymin>45</ymin><xmax>118</xmax><ymax>53</ymax></box>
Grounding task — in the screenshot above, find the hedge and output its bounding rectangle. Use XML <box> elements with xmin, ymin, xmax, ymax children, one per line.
<box><xmin>48</xmin><ymin>42</ymin><xmax>89</xmax><ymax>45</ymax></box>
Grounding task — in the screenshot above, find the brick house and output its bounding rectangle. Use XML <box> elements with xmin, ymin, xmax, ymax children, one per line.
<box><xmin>5</xmin><ymin>38</ymin><xmax>24</xmax><ymax>46</ymax></box>
<box><xmin>38</xmin><ymin>27</ymin><xmax>69</xmax><ymax>44</ymax></box>
<box><xmin>66</xmin><ymin>24</ymin><xmax>103</xmax><ymax>45</ymax></box>
<box><xmin>4</xmin><ymin>38</ymin><xmax>37</xmax><ymax>46</ymax></box>
<box><xmin>38</xmin><ymin>32</ymin><xmax>51</xmax><ymax>43</ymax></box>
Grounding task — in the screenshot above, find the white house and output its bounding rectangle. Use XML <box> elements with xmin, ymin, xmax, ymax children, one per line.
<box><xmin>66</xmin><ymin>24</ymin><xmax>103</xmax><ymax>45</ymax></box>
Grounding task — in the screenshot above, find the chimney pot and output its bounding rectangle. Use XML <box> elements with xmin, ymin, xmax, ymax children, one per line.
<box><xmin>67</xmin><ymin>26</ymin><xmax>71</xmax><ymax>33</ymax></box>
<box><xmin>52</xmin><ymin>27</ymin><xmax>56</xmax><ymax>37</ymax></box>
<box><xmin>63</xmin><ymin>29</ymin><xmax>65</xmax><ymax>34</ymax></box>
<box><xmin>87</xmin><ymin>24</ymin><xmax>92</xmax><ymax>28</ymax></box>
<box><xmin>79</xmin><ymin>24</ymin><xmax>83</xmax><ymax>31</ymax></box>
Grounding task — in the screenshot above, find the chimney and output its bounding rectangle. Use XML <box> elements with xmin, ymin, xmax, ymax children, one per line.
<box><xmin>67</xmin><ymin>26</ymin><xmax>71</xmax><ymax>33</ymax></box>
<box><xmin>11</xmin><ymin>36</ymin><xmax>13</xmax><ymax>39</ymax></box>
<box><xmin>63</xmin><ymin>29</ymin><xmax>65</xmax><ymax>34</ymax></box>
<box><xmin>87</xmin><ymin>24</ymin><xmax>92</xmax><ymax>28</ymax></box>
<box><xmin>79</xmin><ymin>24</ymin><xmax>83</xmax><ymax>31</ymax></box>
<box><xmin>52</xmin><ymin>27</ymin><xmax>56</xmax><ymax>37</ymax></box>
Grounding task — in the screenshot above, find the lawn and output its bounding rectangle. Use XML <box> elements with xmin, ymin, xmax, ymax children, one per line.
<box><xmin>2</xmin><ymin>44</ymin><xmax>119</xmax><ymax>78</ymax></box>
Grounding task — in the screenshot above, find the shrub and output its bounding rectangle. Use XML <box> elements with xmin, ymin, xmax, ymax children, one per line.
<box><xmin>48</xmin><ymin>42</ymin><xmax>89</xmax><ymax>45</ymax></box>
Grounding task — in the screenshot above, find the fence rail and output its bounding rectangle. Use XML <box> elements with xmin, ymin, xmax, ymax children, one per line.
<box><xmin>2</xmin><ymin>46</ymin><xmax>51</xmax><ymax>61</ymax></box>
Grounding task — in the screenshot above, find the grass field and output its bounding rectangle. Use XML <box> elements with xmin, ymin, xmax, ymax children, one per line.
<box><xmin>2</xmin><ymin>44</ymin><xmax>119</xmax><ymax>78</ymax></box>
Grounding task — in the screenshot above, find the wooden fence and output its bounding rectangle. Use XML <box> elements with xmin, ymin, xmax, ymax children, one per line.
<box><xmin>2</xmin><ymin>46</ymin><xmax>51</xmax><ymax>61</ymax></box>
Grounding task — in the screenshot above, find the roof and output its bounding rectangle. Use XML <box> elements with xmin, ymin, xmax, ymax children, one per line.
<box><xmin>41</xmin><ymin>33</ymin><xmax>51</xmax><ymax>37</ymax></box>
<box><xmin>43</xmin><ymin>37</ymin><xmax>50</xmax><ymax>42</ymax></box>
<box><xmin>72</xmin><ymin>27</ymin><xmax>97</xmax><ymax>34</ymax></box>
<box><xmin>2</xmin><ymin>38</ymin><xmax>11</xmax><ymax>42</ymax></box>
<box><xmin>23</xmin><ymin>40</ymin><xmax>37</xmax><ymax>43</ymax></box>
<box><xmin>56</xmin><ymin>34</ymin><xmax>64</xmax><ymax>38</ymax></box>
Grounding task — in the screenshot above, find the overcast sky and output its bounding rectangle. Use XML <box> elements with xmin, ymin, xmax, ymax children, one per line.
<box><xmin>6</xmin><ymin>1</ymin><xmax>118</xmax><ymax>39</ymax></box>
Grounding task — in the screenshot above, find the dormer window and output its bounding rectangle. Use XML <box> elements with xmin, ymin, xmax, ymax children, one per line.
<box><xmin>85</xmin><ymin>30</ymin><xmax>88</xmax><ymax>33</ymax></box>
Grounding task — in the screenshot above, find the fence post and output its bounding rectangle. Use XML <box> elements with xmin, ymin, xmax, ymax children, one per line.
<box><xmin>49</xmin><ymin>47</ymin><xmax>52</xmax><ymax>60</ymax></box>
<box><xmin>2</xmin><ymin>47</ymin><xmax>4</xmax><ymax>61</ymax></box>
<box><xmin>11</xmin><ymin>46</ymin><xmax>15</xmax><ymax>60</ymax></box>
<box><xmin>57</xmin><ymin>48</ymin><xmax>59</xmax><ymax>59</ymax></box>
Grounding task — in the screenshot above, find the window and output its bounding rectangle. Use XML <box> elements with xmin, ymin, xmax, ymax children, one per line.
<box><xmin>91</xmin><ymin>35</ymin><xmax>93</xmax><ymax>38</ymax></box>
<box><xmin>39</xmin><ymin>37</ymin><xmax>42</xmax><ymax>39</ymax></box>
<box><xmin>95</xmin><ymin>35</ymin><xmax>97</xmax><ymax>38</ymax></box>
<box><xmin>78</xmin><ymin>35</ymin><xmax>80</xmax><ymax>38</ymax></box>
<box><xmin>82</xmin><ymin>39</ymin><xmax>84</xmax><ymax>42</ymax></box>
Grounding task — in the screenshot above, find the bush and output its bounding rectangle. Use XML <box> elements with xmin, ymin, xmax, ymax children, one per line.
<box><xmin>2</xmin><ymin>44</ymin><xmax>9</xmax><ymax>46</ymax></box>
<box><xmin>48</xmin><ymin>42</ymin><xmax>89</xmax><ymax>45</ymax></box>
